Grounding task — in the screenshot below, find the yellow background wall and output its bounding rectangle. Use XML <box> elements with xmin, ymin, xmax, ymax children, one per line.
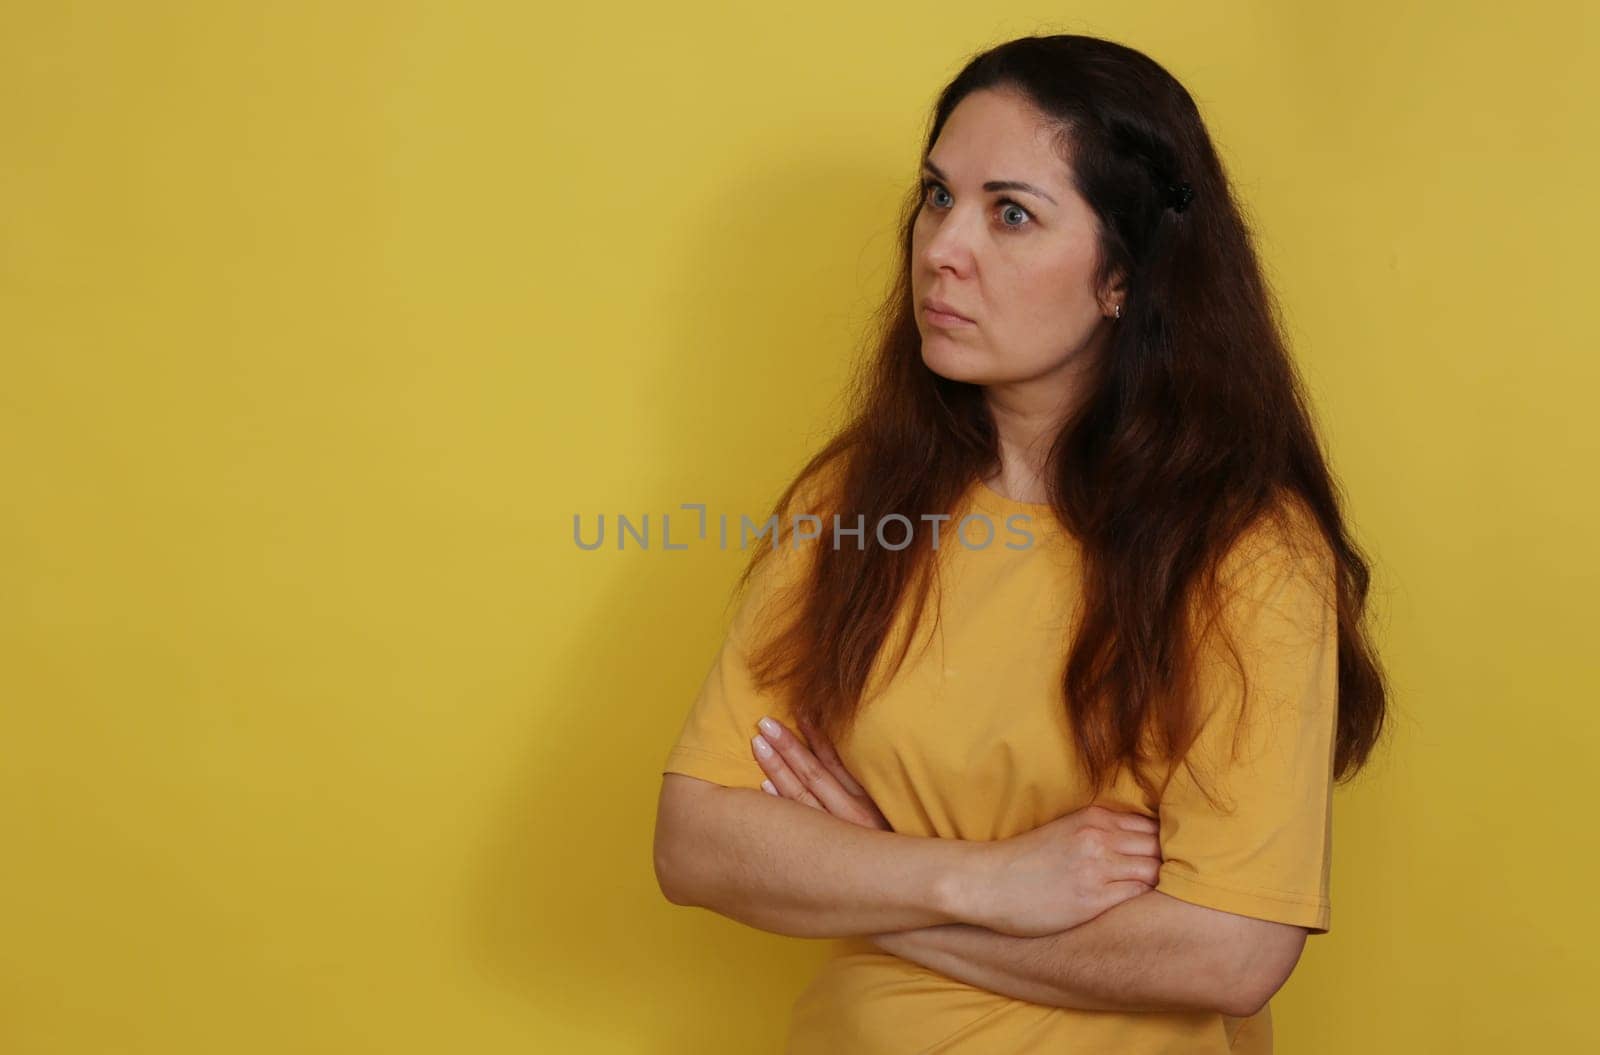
<box><xmin>3</xmin><ymin>2</ymin><xmax>1595</xmax><ymax>1051</ymax></box>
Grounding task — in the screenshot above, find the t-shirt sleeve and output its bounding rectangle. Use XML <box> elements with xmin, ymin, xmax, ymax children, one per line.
<box><xmin>660</xmin><ymin>483</ymin><xmax>824</xmax><ymax>790</ymax></box>
<box><xmin>660</xmin><ymin>632</ymin><xmax>790</xmax><ymax>790</ymax></box>
<box><xmin>1154</xmin><ymin>507</ymin><xmax>1339</xmax><ymax>934</ymax></box>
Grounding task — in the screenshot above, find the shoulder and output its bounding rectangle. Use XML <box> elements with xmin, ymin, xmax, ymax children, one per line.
<box><xmin>1200</xmin><ymin>491</ymin><xmax>1338</xmax><ymax>658</ymax></box>
<box><xmin>786</xmin><ymin>451</ymin><xmax>849</xmax><ymax>517</ymax></box>
<box><xmin>1218</xmin><ymin>491</ymin><xmax>1333</xmax><ymax>593</ymax></box>
<box><xmin>728</xmin><ymin>452</ymin><xmax>849</xmax><ymax>641</ymax></box>
<box><xmin>1186</xmin><ymin>493</ymin><xmax>1340</xmax><ymax>730</ymax></box>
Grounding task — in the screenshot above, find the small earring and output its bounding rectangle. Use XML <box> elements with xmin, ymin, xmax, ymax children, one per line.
<box><xmin>1113</xmin><ymin>303</ymin><xmax>1122</xmax><ymax>320</ymax></box>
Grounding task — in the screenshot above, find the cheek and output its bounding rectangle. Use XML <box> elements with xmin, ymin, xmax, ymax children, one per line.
<box><xmin>997</xmin><ymin>262</ymin><xmax>1100</xmax><ymax>350</ymax></box>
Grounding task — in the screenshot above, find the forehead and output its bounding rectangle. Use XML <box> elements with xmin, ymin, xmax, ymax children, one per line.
<box><xmin>928</xmin><ymin>90</ymin><xmax>1074</xmax><ymax>190</ymax></box>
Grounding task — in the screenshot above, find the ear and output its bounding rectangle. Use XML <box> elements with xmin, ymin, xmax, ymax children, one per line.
<box><xmin>1098</xmin><ymin>268</ymin><xmax>1128</xmax><ymax>316</ymax></box>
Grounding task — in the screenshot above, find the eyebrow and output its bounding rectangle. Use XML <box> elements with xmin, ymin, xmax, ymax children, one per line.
<box><xmin>921</xmin><ymin>158</ymin><xmax>1059</xmax><ymax>206</ymax></box>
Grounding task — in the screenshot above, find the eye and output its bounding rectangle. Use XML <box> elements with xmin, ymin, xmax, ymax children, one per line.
<box><xmin>920</xmin><ymin>179</ymin><xmax>1034</xmax><ymax>231</ymax></box>
<box><xmin>921</xmin><ymin>179</ymin><xmax>953</xmax><ymax>209</ymax></box>
<box><xmin>998</xmin><ymin>201</ymin><xmax>1032</xmax><ymax>228</ymax></box>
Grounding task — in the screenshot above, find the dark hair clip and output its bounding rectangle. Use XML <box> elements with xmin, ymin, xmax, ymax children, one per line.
<box><xmin>1165</xmin><ymin>181</ymin><xmax>1194</xmax><ymax>213</ymax></box>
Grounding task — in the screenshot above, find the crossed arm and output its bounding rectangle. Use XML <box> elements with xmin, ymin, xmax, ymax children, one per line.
<box><xmin>736</xmin><ymin>716</ymin><xmax>1309</xmax><ymax>1019</ymax></box>
<box><xmin>867</xmin><ymin>887</ymin><xmax>1305</xmax><ymax>1018</ymax></box>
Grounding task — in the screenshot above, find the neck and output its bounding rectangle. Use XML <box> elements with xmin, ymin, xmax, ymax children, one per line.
<box><xmin>980</xmin><ymin>383</ymin><xmax>1083</xmax><ymax>506</ymax></box>
<box><xmin>979</xmin><ymin>330</ymin><xmax>1107</xmax><ymax>505</ymax></box>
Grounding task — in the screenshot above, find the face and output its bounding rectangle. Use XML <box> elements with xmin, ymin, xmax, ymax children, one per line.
<box><xmin>911</xmin><ymin>88</ymin><xmax>1122</xmax><ymax>405</ymax></box>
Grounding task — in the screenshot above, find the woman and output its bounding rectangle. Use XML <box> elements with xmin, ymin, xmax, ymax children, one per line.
<box><xmin>653</xmin><ymin>33</ymin><xmax>1388</xmax><ymax>1054</ymax></box>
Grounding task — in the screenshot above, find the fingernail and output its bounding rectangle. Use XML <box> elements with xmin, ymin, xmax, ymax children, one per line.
<box><xmin>752</xmin><ymin>734</ymin><xmax>772</xmax><ymax>757</ymax></box>
<box><xmin>758</xmin><ymin>717</ymin><xmax>781</xmax><ymax>739</ymax></box>
<box><xmin>761</xmin><ymin>780</ymin><xmax>777</xmax><ymax>795</ymax></box>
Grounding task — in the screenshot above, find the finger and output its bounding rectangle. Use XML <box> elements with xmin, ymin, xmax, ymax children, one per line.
<box><xmin>757</xmin><ymin>719</ymin><xmax>863</xmax><ymax>819</ymax></box>
<box><xmin>752</xmin><ymin>734</ymin><xmax>824</xmax><ymax>810</ymax></box>
<box><xmin>1108</xmin><ymin>852</ymin><xmax>1163</xmax><ymax>886</ymax></box>
<box><xmin>755</xmin><ymin>731</ymin><xmax>883</xmax><ymax>829</ymax></box>
<box><xmin>797</xmin><ymin>717</ymin><xmax>867</xmax><ymax>797</ymax></box>
<box><xmin>1111</xmin><ymin>831</ymin><xmax>1162</xmax><ymax>860</ymax></box>
<box><xmin>1107</xmin><ymin>810</ymin><xmax>1159</xmax><ymax>835</ymax></box>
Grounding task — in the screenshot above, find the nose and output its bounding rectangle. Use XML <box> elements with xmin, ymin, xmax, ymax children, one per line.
<box><xmin>919</xmin><ymin>204</ymin><xmax>977</xmax><ymax>275</ymax></box>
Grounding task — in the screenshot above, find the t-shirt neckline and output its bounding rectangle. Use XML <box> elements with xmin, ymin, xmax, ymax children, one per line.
<box><xmin>972</xmin><ymin>477</ymin><xmax>1053</xmax><ymax>515</ymax></box>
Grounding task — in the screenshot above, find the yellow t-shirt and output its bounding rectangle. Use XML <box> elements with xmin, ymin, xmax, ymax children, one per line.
<box><xmin>661</xmin><ymin>476</ymin><xmax>1338</xmax><ymax>1054</ymax></box>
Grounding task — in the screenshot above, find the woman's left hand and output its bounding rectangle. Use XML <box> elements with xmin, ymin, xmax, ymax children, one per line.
<box><xmin>751</xmin><ymin>715</ymin><xmax>892</xmax><ymax>831</ymax></box>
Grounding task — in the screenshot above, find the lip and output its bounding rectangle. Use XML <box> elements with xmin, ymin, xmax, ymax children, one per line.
<box><xmin>922</xmin><ymin>297</ymin><xmax>975</xmax><ymax>327</ymax></box>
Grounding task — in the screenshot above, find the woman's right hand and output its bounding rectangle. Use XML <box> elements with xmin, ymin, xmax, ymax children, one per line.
<box><xmin>958</xmin><ymin>805</ymin><xmax>1163</xmax><ymax>937</ymax></box>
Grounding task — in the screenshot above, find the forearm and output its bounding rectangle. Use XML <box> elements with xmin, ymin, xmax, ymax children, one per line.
<box><xmin>873</xmin><ymin>891</ymin><xmax>1250</xmax><ymax>1016</ymax></box>
<box><xmin>656</xmin><ymin>782</ymin><xmax>976</xmax><ymax>938</ymax></box>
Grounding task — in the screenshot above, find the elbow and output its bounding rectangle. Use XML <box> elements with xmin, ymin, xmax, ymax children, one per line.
<box><xmin>654</xmin><ymin>775</ymin><xmax>729</xmax><ymax>907</ymax></box>
<box><xmin>653</xmin><ymin>829</ymin><xmax>703</xmax><ymax>907</ymax></box>
<box><xmin>1214</xmin><ymin>928</ymin><xmax>1308</xmax><ymax>1018</ymax></box>
<box><xmin>1217</xmin><ymin>979</ymin><xmax>1277</xmax><ymax>1020</ymax></box>
<box><xmin>654</xmin><ymin>844</ymin><xmax>687</xmax><ymax>905</ymax></box>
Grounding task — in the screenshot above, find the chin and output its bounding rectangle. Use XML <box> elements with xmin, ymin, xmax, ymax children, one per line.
<box><xmin>920</xmin><ymin>338</ymin><xmax>996</xmax><ymax>384</ymax></box>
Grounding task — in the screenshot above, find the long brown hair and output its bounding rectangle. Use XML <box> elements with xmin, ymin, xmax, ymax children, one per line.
<box><xmin>733</xmin><ymin>34</ymin><xmax>1389</xmax><ymax>801</ymax></box>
